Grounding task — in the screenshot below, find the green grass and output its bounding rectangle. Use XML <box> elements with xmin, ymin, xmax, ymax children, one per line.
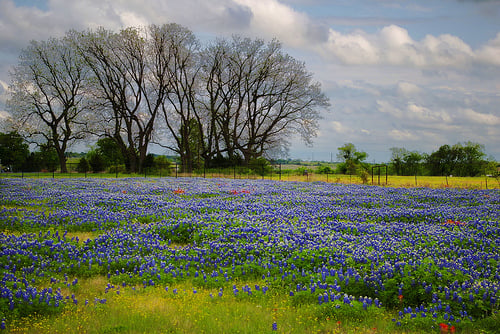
<box><xmin>7</xmin><ymin>277</ymin><xmax>412</xmax><ymax>334</ymax></box>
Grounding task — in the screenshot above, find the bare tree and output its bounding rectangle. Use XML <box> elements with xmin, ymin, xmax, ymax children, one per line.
<box><xmin>197</xmin><ymin>38</ymin><xmax>240</xmax><ymax>166</ymax></box>
<box><xmin>9</xmin><ymin>25</ymin><xmax>329</xmax><ymax>173</ymax></box>
<box><xmin>201</xmin><ymin>36</ymin><xmax>329</xmax><ymax>165</ymax></box>
<box><xmin>7</xmin><ymin>35</ymin><xmax>89</xmax><ymax>172</ymax></box>
<box><xmin>154</xmin><ymin>24</ymin><xmax>201</xmax><ymax>173</ymax></box>
<box><xmin>74</xmin><ymin>27</ymin><xmax>164</xmax><ymax>173</ymax></box>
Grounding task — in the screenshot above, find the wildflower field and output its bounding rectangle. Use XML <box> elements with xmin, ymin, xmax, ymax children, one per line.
<box><xmin>0</xmin><ymin>177</ymin><xmax>498</xmax><ymax>333</ymax></box>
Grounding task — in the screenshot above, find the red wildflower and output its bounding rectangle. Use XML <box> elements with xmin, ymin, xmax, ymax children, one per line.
<box><xmin>443</xmin><ymin>219</ymin><xmax>465</xmax><ymax>226</ymax></box>
<box><xmin>439</xmin><ymin>323</ymin><xmax>449</xmax><ymax>333</ymax></box>
<box><xmin>173</xmin><ymin>189</ymin><xmax>185</xmax><ymax>194</ymax></box>
<box><xmin>230</xmin><ymin>190</ymin><xmax>250</xmax><ymax>195</ymax></box>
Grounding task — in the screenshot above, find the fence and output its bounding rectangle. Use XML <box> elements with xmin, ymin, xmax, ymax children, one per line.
<box><xmin>1</xmin><ymin>163</ymin><xmax>498</xmax><ymax>189</ymax></box>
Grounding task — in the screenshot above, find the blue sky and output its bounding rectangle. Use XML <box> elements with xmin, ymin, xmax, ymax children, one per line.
<box><xmin>0</xmin><ymin>0</ymin><xmax>499</xmax><ymax>162</ymax></box>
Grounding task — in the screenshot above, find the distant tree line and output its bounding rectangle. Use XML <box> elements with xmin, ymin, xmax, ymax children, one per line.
<box><xmin>1</xmin><ymin>132</ymin><xmax>497</xmax><ymax>178</ymax></box>
<box><xmin>328</xmin><ymin>142</ymin><xmax>496</xmax><ymax>179</ymax></box>
<box><xmin>4</xmin><ymin>24</ymin><xmax>329</xmax><ymax>174</ymax></box>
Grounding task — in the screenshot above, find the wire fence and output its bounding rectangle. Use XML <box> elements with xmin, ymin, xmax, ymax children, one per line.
<box><xmin>1</xmin><ymin>163</ymin><xmax>498</xmax><ymax>189</ymax></box>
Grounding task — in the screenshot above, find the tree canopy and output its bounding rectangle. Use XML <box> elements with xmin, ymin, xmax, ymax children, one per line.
<box><xmin>0</xmin><ymin>131</ymin><xmax>29</xmax><ymax>172</ymax></box>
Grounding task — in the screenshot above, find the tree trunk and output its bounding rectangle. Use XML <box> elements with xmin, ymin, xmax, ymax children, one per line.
<box><xmin>58</xmin><ymin>152</ymin><xmax>68</xmax><ymax>173</ymax></box>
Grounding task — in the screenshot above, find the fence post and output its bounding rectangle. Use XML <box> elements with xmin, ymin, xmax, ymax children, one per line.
<box><xmin>279</xmin><ymin>164</ymin><xmax>281</xmax><ymax>181</ymax></box>
<box><xmin>175</xmin><ymin>163</ymin><xmax>178</xmax><ymax>178</ymax></box>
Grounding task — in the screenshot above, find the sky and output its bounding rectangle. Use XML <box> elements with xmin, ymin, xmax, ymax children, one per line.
<box><xmin>0</xmin><ymin>0</ymin><xmax>499</xmax><ymax>162</ymax></box>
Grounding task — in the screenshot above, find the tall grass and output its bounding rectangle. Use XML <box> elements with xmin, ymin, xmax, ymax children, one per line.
<box><xmin>8</xmin><ymin>277</ymin><xmax>409</xmax><ymax>334</ymax></box>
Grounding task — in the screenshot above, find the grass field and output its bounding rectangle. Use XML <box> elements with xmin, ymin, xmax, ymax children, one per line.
<box><xmin>0</xmin><ymin>177</ymin><xmax>498</xmax><ymax>333</ymax></box>
<box><xmin>2</xmin><ymin>171</ymin><xmax>498</xmax><ymax>190</ymax></box>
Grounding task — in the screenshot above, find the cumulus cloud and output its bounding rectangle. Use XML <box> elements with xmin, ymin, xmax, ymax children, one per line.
<box><xmin>329</xmin><ymin>121</ymin><xmax>347</xmax><ymax>134</ymax></box>
<box><xmin>397</xmin><ymin>82</ymin><xmax>422</xmax><ymax>96</ymax></box>
<box><xmin>318</xmin><ymin>25</ymin><xmax>479</xmax><ymax>67</ymax></box>
<box><xmin>388</xmin><ymin>129</ymin><xmax>419</xmax><ymax>141</ymax></box>
<box><xmin>0</xmin><ymin>0</ymin><xmax>254</xmax><ymax>49</ymax></box>
<box><xmin>1</xmin><ymin>0</ymin><xmax>498</xmax><ymax>71</ymax></box>
<box><xmin>460</xmin><ymin>108</ymin><xmax>500</xmax><ymax>125</ymax></box>
<box><xmin>476</xmin><ymin>32</ymin><xmax>500</xmax><ymax>66</ymax></box>
<box><xmin>218</xmin><ymin>2</ymin><xmax>495</xmax><ymax>69</ymax></box>
<box><xmin>233</xmin><ymin>0</ymin><xmax>327</xmax><ymax>47</ymax></box>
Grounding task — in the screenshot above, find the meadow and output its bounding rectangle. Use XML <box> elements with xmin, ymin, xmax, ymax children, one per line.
<box><xmin>0</xmin><ymin>177</ymin><xmax>498</xmax><ymax>333</ymax></box>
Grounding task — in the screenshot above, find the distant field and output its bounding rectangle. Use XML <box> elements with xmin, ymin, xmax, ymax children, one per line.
<box><xmin>1</xmin><ymin>171</ymin><xmax>498</xmax><ymax>189</ymax></box>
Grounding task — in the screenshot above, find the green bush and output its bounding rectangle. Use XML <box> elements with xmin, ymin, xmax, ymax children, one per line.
<box><xmin>76</xmin><ymin>157</ymin><xmax>90</xmax><ymax>173</ymax></box>
<box><xmin>317</xmin><ymin>165</ymin><xmax>334</xmax><ymax>174</ymax></box>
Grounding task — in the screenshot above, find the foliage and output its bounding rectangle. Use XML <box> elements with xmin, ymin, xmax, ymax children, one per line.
<box><xmin>87</xmin><ymin>150</ymin><xmax>105</xmax><ymax>173</ymax></box>
<box><xmin>389</xmin><ymin>147</ymin><xmax>425</xmax><ymax>176</ymax></box>
<box><xmin>96</xmin><ymin>138</ymin><xmax>124</xmax><ymax>167</ymax></box>
<box><xmin>336</xmin><ymin>144</ymin><xmax>369</xmax><ymax>181</ymax></box>
<box><xmin>0</xmin><ymin>132</ymin><xmax>29</xmax><ymax>172</ymax></box>
<box><xmin>38</xmin><ymin>143</ymin><xmax>59</xmax><ymax>172</ymax></box>
<box><xmin>248</xmin><ymin>157</ymin><xmax>273</xmax><ymax>176</ymax></box>
<box><xmin>76</xmin><ymin>157</ymin><xmax>90</xmax><ymax>173</ymax></box>
<box><xmin>426</xmin><ymin>142</ymin><xmax>486</xmax><ymax>177</ymax></box>
<box><xmin>316</xmin><ymin>165</ymin><xmax>334</xmax><ymax>174</ymax></box>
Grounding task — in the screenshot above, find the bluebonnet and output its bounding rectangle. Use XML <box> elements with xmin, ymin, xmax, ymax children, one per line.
<box><xmin>0</xmin><ymin>177</ymin><xmax>498</xmax><ymax>328</ymax></box>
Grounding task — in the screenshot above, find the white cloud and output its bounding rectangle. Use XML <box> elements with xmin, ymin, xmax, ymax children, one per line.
<box><xmin>419</xmin><ymin>33</ymin><xmax>474</xmax><ymax>67</ymax></box>
<box><xmin>329</xmin><ymin>121</ymin><xmax>347</xmax><ymax>134</ymax></box>
<box><xmin>322</xmin><ymin>29</ymin><xmax>379</xmax><ymax>65</ymax></box>
<box><xmin>379</xmin><ymin>25</ymin><xmax>422</xmax><ymax>65</ymax></box>
<box><xmin>319</xmin><ymin>24</ymin><xmax>479</xmax><ymax>68</ymax></box>
<box><xmin>233</xmin><ymin>0</ymin><xmax>326</xmax><ymax>47</ymax></box>
<box><xmin>388</xmin><ymin>129</ymin><xmax>419</xmax><ymax>141</ymax></box>
<box><xmin>407</xmin><ymin>103</ymin><xmax>452</xmax><ymax>123</ymax></box>
<box><xmin>460</xmin><ymin>108</ymin><xmax>500</xmax><ymax>126</ymax></box>
<box><xmin>376</xmin><ymin>99</ymin><xmax>402</xmax><ymax>117</ymax></box>
<box><xmin>397</xmin><ymin>81</ymin><xmax>421</xmax><ymax>96</ymax></box>
<box><xmin>476</xmin><ymin>32</ymin><xmax>500</xmax><ymax>66</ymax></box>
<box><xmin>0</xmin><ymin>0</ymin><xmax>498</xmax><ymax>71</ymax></box>
<box><xmin>0</xmin><ymin>79</ymin><xmax>7</xmax><ymax>92</ymax></box>
<box><xmin>0</xmin><ymin>79</ymin><xmax>8</xmax><ymax>107</ymax></box>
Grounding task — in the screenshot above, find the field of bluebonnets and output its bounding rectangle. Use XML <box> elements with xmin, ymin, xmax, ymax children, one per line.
<box><xmin>0</xmin><ymin>177</ymin><xmax>499</xmax><ymax>333</ymax></box>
